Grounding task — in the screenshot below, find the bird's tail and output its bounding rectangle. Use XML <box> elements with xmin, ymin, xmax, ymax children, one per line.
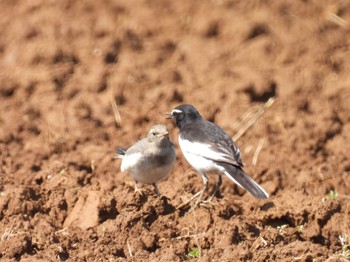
<box><xmin>114</xmin><ymin>147</ymin><xmax>128</xmax><ymax>159</ymax></box>
<box><xmin>219</xmin><ymin>163</ymin><xmax>269</xmax><ymax>199</ymax></box>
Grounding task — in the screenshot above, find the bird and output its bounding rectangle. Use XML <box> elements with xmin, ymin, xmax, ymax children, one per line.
<box><xmin>114</xmin><ymin>124</ymin><xmax>176</xmax><ymax>196</ymax></box>
<box><xmin>167</xmin><ymin>104</ymin><xmax>268</xmax><ymax>205</ymax></box>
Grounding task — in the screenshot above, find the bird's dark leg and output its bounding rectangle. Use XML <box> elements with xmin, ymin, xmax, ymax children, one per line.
<box><xmin>152</xmin><ymin>183</ymin><xmax>162</xmax><ymax>196</ymax></box>
<box><xmin>214</xmin><ymin>174</ymin><xmax>222</xmax><ymax>197</ymax></box>
<box><xmin>205</xmin><ymin>174</ymin><xmax>222</xmax><ymax>204</ymax></box>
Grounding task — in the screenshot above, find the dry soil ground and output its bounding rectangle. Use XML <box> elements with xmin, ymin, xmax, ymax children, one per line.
<box><xmin>1</xmin><ymin>0</ymin><xmax>350</xmax><ymax>261</ymax></box>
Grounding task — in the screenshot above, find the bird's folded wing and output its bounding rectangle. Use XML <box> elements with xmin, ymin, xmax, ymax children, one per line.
<box><xmin>180</xmin><ymin>120</ymin><xmax>244</xmax><ymax>167</ymax></box>
<box><xmin>179</xmin><ymin>137</ymin><xmax>242</xmax><ymax>167</ymax></box>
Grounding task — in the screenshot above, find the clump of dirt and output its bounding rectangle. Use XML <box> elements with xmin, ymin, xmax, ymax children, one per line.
<box><xmin>1</xmin><ymin>0</ymin><xmax>350</xmax><ymax>261</ymax></box>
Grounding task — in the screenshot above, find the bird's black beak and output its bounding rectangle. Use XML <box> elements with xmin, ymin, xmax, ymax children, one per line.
<box><xmin>165</xmin><ymin>112</ymin><xmax>173</xmax><ymax>119</ymax></box>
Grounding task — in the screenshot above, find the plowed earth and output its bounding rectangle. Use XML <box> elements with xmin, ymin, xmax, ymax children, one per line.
<box><xmin>1</xmin><ymin>0</ymin><xmax>350</xmax><ymax>261</ymax></box>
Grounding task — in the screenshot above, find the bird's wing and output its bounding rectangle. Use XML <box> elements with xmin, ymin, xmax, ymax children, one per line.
<box><xmin>180</xmin><ymin>120</ymin><xmax>244</xmax><ymax>167</ymax></box>
<box><xmin>119</xmin><ymin>139</ymin><xmax>148</xmax><ymax>172</ymax></box>
<box><xmin>125</xmin><ymin>138</ymin><xmax>148</xmax><ymax>155</ymax></box>
<box><xmin>114</xmin><ymin>147</ymin><xmax>128</xmax><ymax>158</ymax></box>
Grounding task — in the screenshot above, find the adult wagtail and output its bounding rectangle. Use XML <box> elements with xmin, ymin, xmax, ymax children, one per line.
<box><xmin>167</xmin><ymin>104</ymin><xmax>268</xmax><ymax>204</ymax></box>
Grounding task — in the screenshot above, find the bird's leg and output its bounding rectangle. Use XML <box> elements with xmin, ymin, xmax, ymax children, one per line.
<box><xmin>217</xmin><ymin>174</ymin><xmax>222</xmax><ymax>191</ymax></box>
<box><xmin>177</xmin><ymin>173</ymin><xmax>208</xmax><ymax>209</ymax></box>
<box><xmin>193</xmin><ymin>173</ymin><xmax>209</xmax><ymax>208</ymax></box>
<box><xmin>204</xmin><ymin>174</ymin><xmax>222</xmax><ymax>204</ymax></box>
<box><xmin>152</xmin><ymin>183</ymin><xmax>162</xmax><ymax>197</ymax></box>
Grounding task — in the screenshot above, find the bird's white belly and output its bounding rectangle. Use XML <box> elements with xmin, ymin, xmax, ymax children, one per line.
<box><xmin>181</xmin><ymin>149</ymin><xmax>225</xmax><ymax>174</ymax></box>
<box><xmin>182</xmin><ymin>151</ymin><xmax>212</xmax><ymax>172</ymax></box>
<box><xmin>179</xmin><ymin>138</ymin><xmax>225</xmax><ymax>174</ymax></box>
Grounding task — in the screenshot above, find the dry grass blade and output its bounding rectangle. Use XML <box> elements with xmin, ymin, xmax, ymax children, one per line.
<box><xmin>110</xmin><ymin>98</ymin><xmax>122</xmax><ymax>127</ymax></box>
<box><xmin>327</xmin><ymin>12</ymin><xmax>348</xmax><ymax>28</ymax></box>
<box><xmin>252</xmin><ymin>139</ymin><xmax>265</xmax><ymax>166</ymax></box>
<box><xmin>126</xmin><ymin>238</ymin><xmax>133</xmax><ymax>257</ymax></box>
<box><xmin>233</xmin><ymin>97</ymin><xmax>275</xmax><ymax>141</ymax></box>
<box><xmin>324</xmin><ymin>3</ymin><xmax>348</xmax><ymax>28</ymax></box>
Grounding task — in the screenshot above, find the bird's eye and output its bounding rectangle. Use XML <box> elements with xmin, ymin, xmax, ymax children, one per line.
<box><xmin>151</xmin><ymin>131</ymin><xmax>157</xmax><ymax>136</ymax></box>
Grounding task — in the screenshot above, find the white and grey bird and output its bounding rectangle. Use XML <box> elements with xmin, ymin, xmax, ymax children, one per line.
<box><xmin>114</xmin><ymin>124</ymin><xmax>176</xmax><ymax>196</ymax></box>
<box><xmin>167</xmin><ymin>104</ymin><xmax>268</xmax><ymax>204</ymax></box>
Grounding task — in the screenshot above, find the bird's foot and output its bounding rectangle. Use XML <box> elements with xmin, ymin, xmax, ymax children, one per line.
<box><xmin>200</xmin><ymin>185</ymin><xmax>221</xmax><ymax>206</ymax></box>
<box><xmin>134</xmin><ymin>183</ymin><xmax>146</xmax><ymax>197</ymax></box>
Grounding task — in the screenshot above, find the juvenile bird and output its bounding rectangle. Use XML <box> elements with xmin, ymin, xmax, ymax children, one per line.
<box><xmin>167</xmin><ymin>104</ymin><xmax>268</xmax><ymax>204</ymax></box>
<box><xmin>115</xmin><ymin>124</ymin><xmax>176</xmax><ymax>196</ymax></box>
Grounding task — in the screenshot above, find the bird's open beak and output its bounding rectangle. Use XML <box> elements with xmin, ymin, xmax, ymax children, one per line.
<box><xmin>165</xmin><ymin>112</ymin><xmax>173</xmax><ymax>119</ymax></box>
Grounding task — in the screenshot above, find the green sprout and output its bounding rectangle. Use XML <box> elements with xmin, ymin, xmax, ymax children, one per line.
<box><xmin>327</xmin><ymin>190</ymin><xmax>339</xmax><ymax>200</ymax></box>
<box><xmin>188</xmin><ymin>248</ymin><xmax>200</xmax><ymax>259</ymax></box>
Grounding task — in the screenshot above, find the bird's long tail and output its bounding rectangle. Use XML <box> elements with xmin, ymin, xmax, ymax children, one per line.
<box><xmin>114</xmin><ymin>147</ymin><xmax>128</xmax><ymax>159</ymax></box>
<box><xmin>219</xmin><ymin>162</ymin><xmax>269</xmax><ymax>199</ymax></box>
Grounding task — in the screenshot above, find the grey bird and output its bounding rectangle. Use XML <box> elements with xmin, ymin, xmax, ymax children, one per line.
<box><xmin>115</xmin><ymin>124</ymin><xmax>176</xmax><ymax>196</ymax></box>
<box><xmin>167</xmin><ymin>104</ymin><xmax>268</xmax><ymax>204</ymax></box>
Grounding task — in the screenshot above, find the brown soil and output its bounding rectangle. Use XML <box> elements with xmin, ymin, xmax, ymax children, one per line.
<box><xmin>1</xmin><ymin>0</ymin><xmax>350</xmax><ymax>261</ymax></box>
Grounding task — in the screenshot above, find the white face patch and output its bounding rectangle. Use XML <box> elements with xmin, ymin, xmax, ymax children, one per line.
<box><xmin>172</xmin><ymin>109</ymin><xmax>182</xmax><ymax>114</ymax></box>
<box><xmin>121</xmin><ymin>152</ymin><xmax>143</xmax><ymax>172</ymax></box>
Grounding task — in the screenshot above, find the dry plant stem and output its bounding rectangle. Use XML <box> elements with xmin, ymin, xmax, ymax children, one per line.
<box><xmin>126</xmin><ymin>238</ymin><xmax>133</xmax><ymax>257</ymax></box>
<box><xmin>177</xmin><ymin>190</ymin><xmax>203</xmax><ymax>209</ymax></box>
<box><xmin>193</xmin><ymin>187</ymin><xmax>206</xmax><ymax>208</ymax></box>
<box><xmin>110</xmin><ymin>98</ymin><xmax>122</xmax><ymax>127</ymax></box>
<box><xmin>233</xmin><ymin>97</ymin><xmax>275</xmax><ymax>141</ymax></box>
<box><xmin>252</xmin><ymin>139</ymin><xmax>265</xmax><ymax>166</ymax></box>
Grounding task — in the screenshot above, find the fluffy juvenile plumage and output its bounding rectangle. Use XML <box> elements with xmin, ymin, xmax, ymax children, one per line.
<box><xmin>115</xmin><ymin>124</ymin><xmax>176</xmax><ymax>195</ymax></box>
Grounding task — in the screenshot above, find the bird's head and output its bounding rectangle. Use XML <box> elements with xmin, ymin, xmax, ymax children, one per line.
<box><xmin>147</xmin><ymin>124</ymin><xmax>170</xmax><ymax>143</ymax></box>
<box><xmin>166</xmin><ymin>104</ymin><xmax>202</xmax><ymax>129</ymax></box>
